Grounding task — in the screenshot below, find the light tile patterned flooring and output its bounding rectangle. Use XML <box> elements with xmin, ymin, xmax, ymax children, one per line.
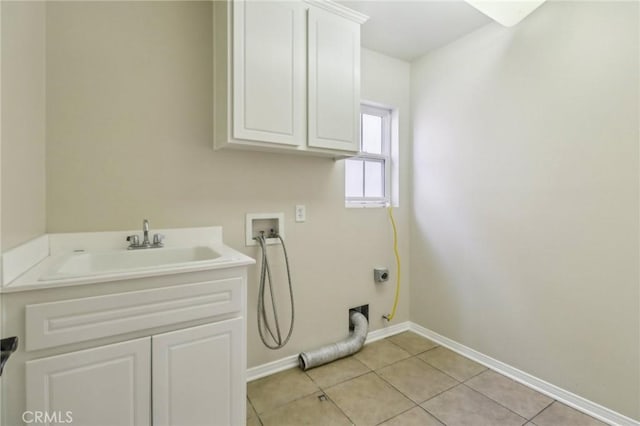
<box><xmin>247</xmin><ymin>332</ymin><xmax>607</xmax><ymax>426</ymax></box>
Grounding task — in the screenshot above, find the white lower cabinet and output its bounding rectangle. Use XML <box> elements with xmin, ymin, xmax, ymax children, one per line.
<box><xmin>16</xmin><ymin>268</ymin><xmax>249</xmax><ymax>426</ymax></box>
<box><xmin>25</xmin><ymin>320</ymin><xmax>244</xmax><ymax>426</ymax></box>
<box><xmin>153</xmin><ymin>318</ymin><xmax>244</xmax><ymax>426</ymax></box>
<box><xmin>26</xmin><ymin>338</ymin><xmax>152</xmax><ymax>426</ymax></box>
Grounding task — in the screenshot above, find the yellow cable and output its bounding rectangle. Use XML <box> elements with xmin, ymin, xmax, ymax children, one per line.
<box><xmin>384</xmin><ymin>205</ymin><xmax>401</xmax><ymax>321</ymax></box>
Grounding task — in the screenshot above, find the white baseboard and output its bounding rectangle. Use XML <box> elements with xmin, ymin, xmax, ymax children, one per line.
<box><xmin>246</xmin><ymin>354</ymin><xmax>300</xmax><ymax>382</ymax></box>
<box><xmin>409</xmin><ymin>323</ymin><xmax>639</xmax><ymax>426</ymax></box>
<box><xmin>364</xmin><ymin>320</ymin><xmax>410</xmax><ymax>344</ymax></box>
<box><xmin>246</xmin><ymin>321</ymin><xmax>410</xmax><ymax>382</ymax></box>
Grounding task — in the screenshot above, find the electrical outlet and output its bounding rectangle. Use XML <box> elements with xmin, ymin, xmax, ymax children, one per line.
<box><xmin>295</xmin><ymin>205</ymin><xmax>306</xmax><ymax>222</ymax></box>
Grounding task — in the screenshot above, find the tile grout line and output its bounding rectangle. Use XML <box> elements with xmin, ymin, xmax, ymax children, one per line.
<box><xmin>458</xmin><ymin>382</ymin><xmax>529</xmax><ymax>423</ymax></box>
<box><xmin>462</xmin><ymin>375</ymin><xmax>537</xmax><ymax>419</ymax></box>
<box><xmin>306</xmin><ymin>358</ymin><xmax>373</xmax><ymax>392</ymax></box>
<box><xmin>462</xmin><ymin>372</ymin><xmax>557</xmax><ymax>422</ymax></box>
<box><xmin>247</xmin><ymin>397</ymin><xmax>263</xmax><ymax>425</ymax></box>
<box><xmin>360</xmin><ymin>335</ymin><xmax>439</xmax><ymax>371</ymax></box>
<box><xmin>385</xmin><ymin>334</ymin><xmax>441</xmax><ymax>356</ymax></box>
<box><xmin>370</xmin><ymin>361</ymin><xmax>460</xmax><ymax>425</ymax></box>
<box><xmin>248</xmin><ymin>368</ymin><xmax>322</xmax><ymax>418</ymax></box>
<box><xmin>461</xmin><ymin>368</ymin><xmax>556</xmax><ymax>422</ymax></box>
<box><xmin>384</xmin><ymin>334</ymin><xmax>421</xmax><ymax>353</ymax></box>
<box><xmin>247</xmin><ymin>397</ymin><xmax>260</xmax><ymax>419</ymax></box>
<box><xmin>527</xmin><ymin>400</ymin><xmax>557</xmax><ymax>423</ymax></box>
<box><xmin>417</xmin><ymin>346</ymin><xmax>490</xmax><ymax>382</ymax></box>
<box><xmin>302</xmin><ymin>340</ymin><xmax>431</xmax><ymax>426</ymax></box>
<box><xmin>303</xmin><ymin>366</ymin><xmax>361</xmax><ymax>425</ymax></box>
<box><xmin>317</xmin><ymin>369</ymin><xmax>372</xmax><ymax>391</ymax></box>
<box><xmin>374</xmin><ymin>352</ymin><xmax>461</xmax><ymax>402</ymax></box>
<box><xmin>403</xmin><ymin>375</ymin><xmax>460</xmax><ymax>425</ymax></box>
<box><xmin>413</xmin><ymin>350</ymin><xmax>480</xmax><ymax>384</ymax></box>
<box><xmin>353</xmin><ymin>339</ymin><xmax>413</xmax><ymax>370</ymax></box>
<box><xmin>371</xmin><ymin>368</ymin><xmax>418</xmax><ymax>408</ymax></box>
<box><xmin>368</xmin><ymin>346</ymin><xmax>466</xmax><ymax>418</ymax></box>
<box><xmin>415</xmin><ymin>351</ymin><xmax>560</xmax><ymax>423</ymax></box>
<box><xmin>460</xmin><ymin>365</ymin><xmax>490</xmax><ymax>383</ymax></box>
<box><xmin>309</xmin><ymin>356</ymin><xmax>418</xmax><ymax>426</ymax></box>
<box><xmin>372</xmin><ymin>405</ymin><xmax>433</xmax><ymax>426</ymax></box>
<box><xmin>323</xmin><ymin>390</ymin><xmax>358</xmax><ymax>425</ymax></box>
<box><xmin>303</xmin><ymin>364</ymin><xmax>358</xmax><ymax>425</ymax></box>
<box><xmin>420</xmin><ymin>407</ymin><xmax>449</xmax><ymax>426</ymax></box>
<box><xmin>307</xmin><ymin>336</ymin><xmax>443</xmax><ymax>426</ymax></box>
<box><xmin>372</xmin><ymin>345</ymin><xmax>531</xmax><ymax>426</ymax></box>
<box><xmin>324</xmin><ymin>368</ymin><xmax>418</xmax><ymax>425</ymax></box>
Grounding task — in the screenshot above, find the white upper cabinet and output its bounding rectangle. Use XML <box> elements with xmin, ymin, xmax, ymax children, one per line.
<box><xmin>214</xmin><ymin>0</ymin><xmax>367</xmax><ymax>157</ymax></box>
<box><xmin>232</xmin><ymin>1</ymin><xmax>306</xmax><ymax>146</ymax></box>
<box><xmin>308</xmin><ymin>7</ymin><xmax>360</xmax><ymax>152</ymax></box>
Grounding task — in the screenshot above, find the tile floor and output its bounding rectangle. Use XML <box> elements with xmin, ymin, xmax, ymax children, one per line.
<box><xmin>247</xmin><ymin>332</ymin><xmax>607</xmax><ymax>426</ymax></box>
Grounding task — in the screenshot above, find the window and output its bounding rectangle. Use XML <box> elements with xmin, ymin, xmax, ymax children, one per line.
<box><xmin>345</xmin><ymin>104</ymin><xmax>392</xmax><ymax>207</ymax></box>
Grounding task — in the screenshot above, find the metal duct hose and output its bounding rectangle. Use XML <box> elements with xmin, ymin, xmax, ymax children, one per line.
<box><xmin>298</xmin><ymin>311</ymin><xmax>368</xmax><ymax>371</ymax></box>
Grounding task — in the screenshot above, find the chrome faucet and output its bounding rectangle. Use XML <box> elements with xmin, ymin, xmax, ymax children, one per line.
<box><xmin>126</xmin><ymin>219</ymin><xmax>164</xmax><ymax>250</ymax></box>
<box><xmin>142</xmin><ymin>219</ymin><xmax>150</xmax><ymax>246</ymax></box>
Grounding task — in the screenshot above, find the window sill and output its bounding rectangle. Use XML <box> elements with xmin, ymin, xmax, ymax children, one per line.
<box><xmin>345</xmin><ymin>201</ymin><xmax>389</xmax><ymax>209</ymax></box>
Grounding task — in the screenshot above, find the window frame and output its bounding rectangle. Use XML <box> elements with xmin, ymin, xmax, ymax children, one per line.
<box><xmin>345</xmin><ymin>103</ymin><xmax>392</xmax><ymax>208</ymax></box>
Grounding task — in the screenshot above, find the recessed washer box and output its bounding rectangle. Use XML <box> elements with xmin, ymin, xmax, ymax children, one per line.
<box><xmin>245</xmin><ymin>213</ymin><xmax>284</xmax><ymax>246</ymax></box>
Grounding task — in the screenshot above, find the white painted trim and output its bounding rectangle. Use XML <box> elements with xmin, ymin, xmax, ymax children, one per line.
<box><xmin>247</xmin><ymin>354</ymin><xmax>300</xmax><ymax>382</ymax></box>
<box><xmin>409</xmin><ymin>323</ymin><xmax>639</xmax><ymax>426</ymax></box>
<box><xmin>303</xmin><ymin>0</ymin><xmax>369</xmax><ymax>24</ymax></box>
<box><xmin>364</xmin><ymin>321</ymin><xmax>410</xmax><ymax>344</ymax></box>
<box><xmin>26</xmin><ymin>277</ymin><xmax>242</xmax><ymax>351</ymax></box>
<box><xmin>2</xmin><ymin>234</ymin><xmax>49</xmax><ymax>285</ymax></box>
<box><xmin>247</xmin><ymin>321</ymin><xmax>410</xmax><ymax>382</ymax></box>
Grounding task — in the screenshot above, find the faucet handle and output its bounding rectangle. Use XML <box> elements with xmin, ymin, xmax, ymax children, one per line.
<box><xmin>126</xmin><ymin>235</ymin><xmax>139</xmax><ymax>246</ymax></box>
<box><xmin>153</xmin><ymin>234</ymin><xmax>165</xmax><ymax>246</ymax></box>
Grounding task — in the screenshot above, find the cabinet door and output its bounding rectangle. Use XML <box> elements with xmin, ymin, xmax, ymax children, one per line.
<box><xmin>152</xmin><ymin>318</ymin><xmax>244</xmax><ymax>426</ymax></box>
<box><xmin>308</xmin><ymin>7</ymin><xmax>361</xmax><ymax>152</ymax></box>
<box><xmin>233</xmin><ymin>0</ymin><xmax>305</xmax><ymax>147</ymax></box>
<box><xmin>26</xmin><ymin>338</ymin><xmax>151</xmax><ymax>426</ymax></box>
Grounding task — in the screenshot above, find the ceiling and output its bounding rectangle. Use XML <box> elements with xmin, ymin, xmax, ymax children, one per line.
<box><xmin>338</xmin><ymin>1</ymin><xmax>493</xmax><ymax>61</ymax></box>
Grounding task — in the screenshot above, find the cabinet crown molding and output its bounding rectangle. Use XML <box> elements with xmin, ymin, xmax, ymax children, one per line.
<box><xmin>303</xmin><ymin>0</ymin><xmax>369</xmax><ymax>24</ymax></box>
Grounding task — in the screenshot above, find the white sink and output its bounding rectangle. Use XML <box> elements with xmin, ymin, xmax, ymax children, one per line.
<box><xmin>1</xmin><ymin>226</ymin><xmax>255</xmax><ymax>292</ymax></box>
<box><xmin>41</xmin><ymin>246</ymin><xmax>221</xmax><ymax>281</ymax></box>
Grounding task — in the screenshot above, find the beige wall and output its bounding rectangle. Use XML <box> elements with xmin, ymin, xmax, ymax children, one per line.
<box><xmin>16</xmin><ymin>0</ymin><xmax>636</xmax><ymax>419</ymax></box>
<box><xmin>1</xmin><ymin>1</ymin><xmax>46</xmax><ymax>251</ymax></box>
<box><xmin>410</xmin><ymin>1</ymin><xmax>639</xmax><ymax>420</ymax></box>
<box><xmin>45</xmin><ymin>2</ymin><xmax>411</xmax><ymax>367</ymax></box>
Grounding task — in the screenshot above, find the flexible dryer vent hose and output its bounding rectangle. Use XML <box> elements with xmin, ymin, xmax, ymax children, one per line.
<box><xmin>298</xmin><ymin>311</ymin><xmax>368</xmax><ymax>371</ymax></box>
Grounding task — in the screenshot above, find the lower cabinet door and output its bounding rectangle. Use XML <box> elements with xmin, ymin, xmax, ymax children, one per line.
<box><xmin>25</xmin><ymin>337</ymin><xmax>151</xmax><ymax>426</ymax></box>
<box><xmin>152</xmin><ymin>318</ymin><xmax>244</xmax><ymax>426</ymax></box>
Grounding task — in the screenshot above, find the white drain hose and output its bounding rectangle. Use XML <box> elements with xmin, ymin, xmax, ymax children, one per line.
<box><xmin>298</xmin><ymin>311</ymin><xmax>368</xmax><ymax>370</ymax></box>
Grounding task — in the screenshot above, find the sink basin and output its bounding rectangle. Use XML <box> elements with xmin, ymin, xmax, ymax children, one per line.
<box><xmin>40</xmin><ymin>246</ymin><xmax>221</xmax><ymax>280</ymax></box>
